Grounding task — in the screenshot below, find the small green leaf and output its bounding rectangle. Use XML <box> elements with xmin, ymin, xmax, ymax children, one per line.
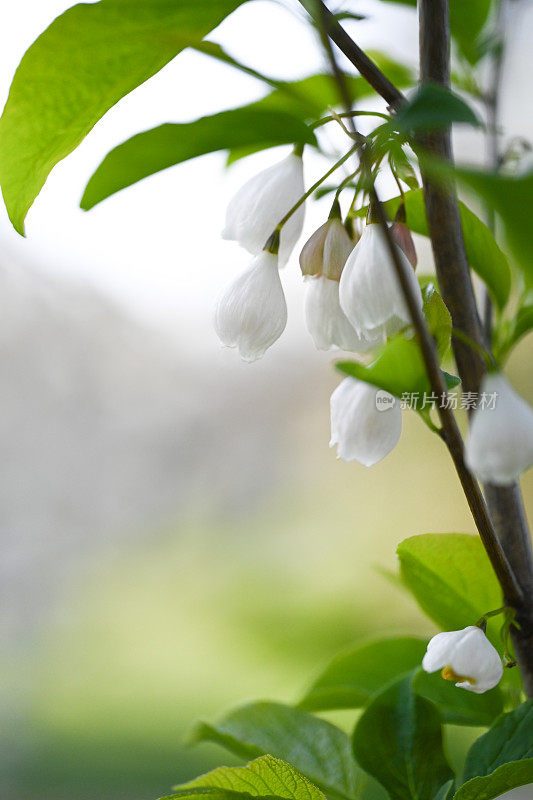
<box><xmin>191</xmin><ymin>702</ymin><xmax>360</xmax><ymax>800</ymax></box>
<box><xmin>462</xmin><ymin>700</ymin><xmax>533</xmax><ymax>780</ymax></box>
<box><xmin>80</xmin><ymin>108</ymin><xmax>315</xmax><ymax>209</ymax></box>
<box><xmin>397</xmin><ymin>534</ymin><xmax>502</xmax><ymax>642</ymax></box>
<box><xmin>412</xmin><ymin>669</ymin><xmax>504</xmax><ymax>727</ymax></box>
<box><xmin>0</xmin><ymin>0</ymin><xmax>248</xmax><ymax>234</ymax></box>
<box><xmin>392</xmin><ymin>84</ymin><xmax>481</xmax><ymax>134</ymax></box>
<box><xmin>453</xmin><ymin>760</ymin><xmax>533</xmax><ymax>800</ymax></box>
<box><xmin>165</xmin><ymin>755</ymin><xmax>326</xmax><ymax>800</ymax></box>
<box><xmin>352</xmin><ymin>677</ymin><xmax>453</xmax><ymax>800</ymax></box>
<box><xmin>433</xmin><ymin>781</ymin><xmax>454</xmax><ymax>800</ymax></box>
<box><xmin>336</xmin><ymin>337</ymin><xmax>459</xmax><ymax>400</ymax></box>
<box><xmin>512</xmin><ymin>305</ymin><xmax>533</xmax><ymax>347</ymax></box>
<box><xmin>454</xmin><ymin>168</ymin><xmax>533</xmax><ymax>289</ymax></box>
<box><xmin>299</xmin><ymin>637</ymin><xmax>428</xmax><ymax>711</ymax></box>
<box><xmin>422</xmin><ymin>285</ymin><xmax>452</xmax><ymax>359</ymax></box>
<box><xmin>363</xmin><ymin>189</ymin><xmax>511</xmax><ymax>309</ymax></box>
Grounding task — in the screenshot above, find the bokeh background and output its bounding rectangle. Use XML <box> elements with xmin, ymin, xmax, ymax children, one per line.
<box><xmin>1</xmin><ymin>1</ymin><xmax>533</xmax><ymax>799</ymax></box>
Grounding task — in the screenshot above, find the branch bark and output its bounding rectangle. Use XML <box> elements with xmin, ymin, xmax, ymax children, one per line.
<box><xmin>418</xmin><ymin>0</ymin><xmax>533</xmax><ymax>695</ymax></box>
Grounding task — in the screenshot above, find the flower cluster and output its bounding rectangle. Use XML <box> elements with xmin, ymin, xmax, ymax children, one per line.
<box><xmin>214</xmin><ymin>151</ymin><xmax>533</xmax><ymax>486</ymax></box>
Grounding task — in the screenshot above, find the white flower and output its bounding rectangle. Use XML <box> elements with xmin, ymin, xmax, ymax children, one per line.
<box><xmin>464</xmin><ymin>373</ymin><xmax>533</xmax><ymax>486</ymax></box>
<box><xmin>222</xmin><ymin>153</ymin><xmax>305</xmax><ymax>267</ymax></box>
<box><xmin>422</xmin><ymin>626</ymin><xmax>503</xmax><ymax>694</ymax></box>
<box><xmin>339</xmin><ymin>223</ymin><xmax>422</xmax><ymax>340</ymax></box>
<box><xmin>305</xmin><ymin>276</ymin><xmax>382</xmax><ymax>352</ymax></box>
<box><xmin>330</xmin><ymin>377</ymin><xmax>402</xmax><ymax>466</ymax></box>
<box><xmin>214</xmin><ymin>251</ymin><xmax>287</xmax><ymax>362</ymax></box>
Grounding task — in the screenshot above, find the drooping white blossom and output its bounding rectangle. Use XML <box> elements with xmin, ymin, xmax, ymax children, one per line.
<box><xmin>214</xmin><ymin>251</ymin><xmax>287</xmax><ymax>362</ymax></box>
<box><xmin>422</xmin><ymin>626</ymin><xmax>503</xmax><ymax>694</ymax></box>
<box><xmin>330</xmin><ymin>377</ymin><xmax>402</xmax><ymax>466</ymax></box>
<box><xmin>222</xmin><ymin>153</ymin><xmax>305</xmax><ymax>266</ymax></box>
<box><xmin>464</xmin><ymin>373</ymin><xmax>533</xmax><ymax>486</ymax></box>
<box><xmin>339</xmin><ymin>223</ymin><xmax>422</xmax><ymax>340</ymax></box>
<box><xmin>305</xmin><ymin>276</ymin><xmax>382</xmax><ymax>352</ymax></box>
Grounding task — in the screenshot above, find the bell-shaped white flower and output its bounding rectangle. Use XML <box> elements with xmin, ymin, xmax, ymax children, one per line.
<box><xmin>464</xmin><ymin>373</ymin><xmax>533</xmax><ymax>486</ymax></box>
<box><xmin>214</xmin><ymin>251</ymin><xmax>287</xmax><ymax>362</ymax></box>
<box><xmin>222</xmin><ymin>153</ymin><xmax>305</xmax><ymax>267</ymax></box>
<box><xmin>330</xmin><ymin>377</ymin><xmax>402</xmax><ymax>466</ymax></box>
<box><xmin>422</xmin><ymin>626</ymin><xmax>503</xmax><ymax>694</ymax></box>
<box><xmin>305</xmin><ymin>276</ymin><xmax>382</xmax><ymax>352</ymax></box>
<box><xmin>339</xmin><ymin>222</ymin><xmax>422</xmax><ymax>340</ymax></box>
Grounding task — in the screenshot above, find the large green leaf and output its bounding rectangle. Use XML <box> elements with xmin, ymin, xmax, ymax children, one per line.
<box><xmin>455</xmin><ymin>168</ymin><xmax>533</xmax><ymax>289</ymax></box>
<box><xmin>80</xmin><ymin>108</ymin><xmax>315</xmax><ymax>209</ymax></box>
<box><xmin>0</xmin><ymin>0</ymin><xmax>247</xmax><ymax>234</ymax></box>
<box><xmin>454</xmin><ymin>701</ymin><xmax>533</xmax><ymax>800</ymax></box>
<box><xmin>299</xmin><ymin>637</ymin><xmax>427</xmax><ymax>711</ymax></box>
<box><xmin>352</xmin><ymin>678</ymin><xmax>453</xmax><ymax>800</ymax></box>
<box><xmin>336</xmin><ymin>337</ymin><xmax>460</xmax><ymax>401</ymax></box>
<box><xmin>397</xmin><ymin>534</ymin><xmax>502</xmax><ymax>642</ymax></box>
<box><xmin>412</xmin><ymin>669</ymin><xmax>504</xmax><ymax>728</ymax></box>
<box><xmin>164</xmin><ymin>755</ymin><xmax>326</xmax><ymax>800</ymax></box>
<box><xmin>191</xmin><ymin>702</ymin><xmax>359</xmax><ymax>800</ymax></box>
<box><xmin>369</xmin><ymin>189</ymin><xmax>511</xmax><ymax>309</ymax></box>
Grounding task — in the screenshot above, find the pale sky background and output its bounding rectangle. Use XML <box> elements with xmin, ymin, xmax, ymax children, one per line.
<box><xmin>0</xmin><ymin>0</ymin><xmax>532</xmax><ymax>343</ymax></box>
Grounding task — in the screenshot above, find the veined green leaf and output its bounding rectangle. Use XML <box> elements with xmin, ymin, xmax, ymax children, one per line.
<box><xmin>80</xmin><ymin>108</ymin><xmax>316</xmax><ymax>209</ymax></box>
<box><xmin>352</xmin><ymin>677</ymin><xmax>453</xmax><ymax>800</ymax></box>
<box><xmin>165</xmin><ymin>755</ymin><xmax>326</xmax><ymax>800</ymax></box>
<box><xmin>454</xmin><ymin>701</ymin><xmax>533</xmax><ymax>800</ymax></box>
<box><xmin>336</xmin><ymin>336</ymin><xmax>460</xmax><ymax>401</ymax></box>
<box><xmin>397</xmin><ymin>534</ymin><xmax>502</xmax><ymax>643</ymax></box>
<box><xmin>299</xmin><ymin>637</ymin><xmax>427</xmax><ymax>711</ymax></box>
<box><xmin>0</xmin><ymin>0</ymin><xmax>247</xmax><ymax>234</ymax></box>
<box><xmin>191</xmin><ymin>702</ymin><xmax>359</xmax><ymax>800</ymax></box>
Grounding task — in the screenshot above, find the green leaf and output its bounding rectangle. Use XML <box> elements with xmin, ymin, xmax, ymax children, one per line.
<box><xmin>512</xmin><ymin>305</ymin><xmax>533</xmax><ymax>347</ymax></box>
<box><xmin>454</xmin><ymin>168</ymin><xmax>533</xmax><ymax>289</ymax></box>
<box><xmin>299</xmin><ymin>637</ymin><xmax>427</xmax><ymax>711</ymax></box>
<box><xmin>191</xmin><ymin>702</ymin><xmax>359</xmax><ymax>800</ymax></box>
<box><xmin>336</xmin><ymin>337</ymin><xmax>460</xmax><ymax>401</ymax></box>
<box><xmin>412</xmin><ymin>669</ymin><xmax>504</xmax><ymax>727</ymax></box>
<box><xmin>433</xmin><ymin>781</ymin><xmax>454</xmax><ymax>800</ymax></box>
<box><xmin>0</xmin><ymin>0</ymin><xmax>248</xmax><ymax>234</ymax></box>
<box><xmin>352</xmin><ymin>678</ymin><xmax>453</xmax><ymax>800</ymax></box>
<box><xmin>80</xmin><ymin>108</ymin><xmax>315</xmax><ymax>209</ymax></box>
<box><xmin>371</xmin><ymin>189</ymin><xmax>511</xmax><ymax>309</ymax></box>
<box><xmin>422</xmin><ymin>285</ymin><xmax>452</xmax><ymax>359</ymax></box>
<box><xmin>453</xmin><ymin>760</ymin><xmax>533</xmax><ymax>800</ymax></box>
<box><xmin>397</xmin><ymin>534</ymin><xmax>502</xmax><ymax>642</ymax></box>
<box><xmin>454</xmin><ymin>701</ymin><xmax>533</xmax><ymax>799</ymax></box>
<box><xmin>165</xmin><ymin>755</ymin><xmax>326</xmax><ymax>800</ymax></box>
<box><xmin>392</xmin><ymin>84</ymin><xmax>481</xmax><ymax>134</ymax></box>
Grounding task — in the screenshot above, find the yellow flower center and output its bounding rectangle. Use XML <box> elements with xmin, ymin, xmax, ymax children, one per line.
<box><xmin>441</xmin><ymin>665</ymin><xmax>476</xmax><ymax>685</ymax></box>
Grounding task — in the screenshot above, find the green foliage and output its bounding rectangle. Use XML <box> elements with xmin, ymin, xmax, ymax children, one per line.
<box><xmin>411</xmin><ymin>669</ymin><xmax>504</xmax><ymax>728</ymax></box>
<box><xmin>367</xmin><ymin>189</ymin><xmax>511</xmax><ymax>309</ymax></box>
<box><xmin>80</xmin><ymin>109</ymin><xmax>315</xmax><ymax>209</ymax></box>
<box><xmin>391</xmin><ymin>84</ymin><xmax>480</xmax><ymax>134</ymax></box>
<box><xmin>352</xmin><ymin>677</ymin><xmax>454</xmax><ymax>800</ymax></box>
<box><xmin>397</xmin><ymin>535</ymin><xmax>502</xmax><ymax>641</ymax></box>
<box><xmin>422</xmin><ymin>285</ymin><xmax>452</xmax><ymax>359</ymax></box>
<box><xmin>191</xmin><ymin>702</ymin><xmax>360</xmax><ymax>800</ymax></box>
<box><xmin>454</xmin><ymin>168</ymin><xmax>533</xmax><ymax>289</ymax></box>
<box><xmin>164</xmin><ymin>755</ymin><xmax>326</xmax><ymax>800</ymax></box>
<box><xmin>299</xmin><ymin>637</ymin><xmax>427</xmax><ymax>711</ymax></box>
<box><xmin>0</xmin><ymin>0</ymin><xmax>249</xmax><ymax>234</ymax></box>
<box><xmin>336</xmin><ymin>337</ymin><xmax>460</xmax><ymax>401</ymax></box>
<box><xmin>512</xmin><ymin>305</ymin><xmax>533</xmax><ymax>348</ymax></box>
<box><xmin>454</xmin><ymin>701</ymin><xmax>533</xmax><ymax>799</ymax></box>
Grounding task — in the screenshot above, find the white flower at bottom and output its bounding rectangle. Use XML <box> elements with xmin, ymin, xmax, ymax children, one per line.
<box><xmin>339</xmin><ymin>223</ymin><xmax>422</xmax><ymax>340</ymax></box>
<box><xmin>464</xmin><ymin>373</ymin><xmax>533</xmax><ymax>486</ymax></box>
<box><xmin>222</xmin><ymin>153</ymin><xmax>305</xmax><ymax>266</ymax></box>
<box><xmin>305</xmin><ymin>277</ymin><xmax>382</xmax><ymax>352</ymax></box>
<box><xmin>330</xmin><ymin>377</ymin><xmax>402</xmax><ymax>466</ymax></box>
<box><xmin>214</xmin><ymin>252</ymin><xmax>287</xmax><ymax>362</ymax></box>
<box><xmin>422</xmin><ymin>626</ymin><xmax>503</xmax><ymax>694</ymax></box>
